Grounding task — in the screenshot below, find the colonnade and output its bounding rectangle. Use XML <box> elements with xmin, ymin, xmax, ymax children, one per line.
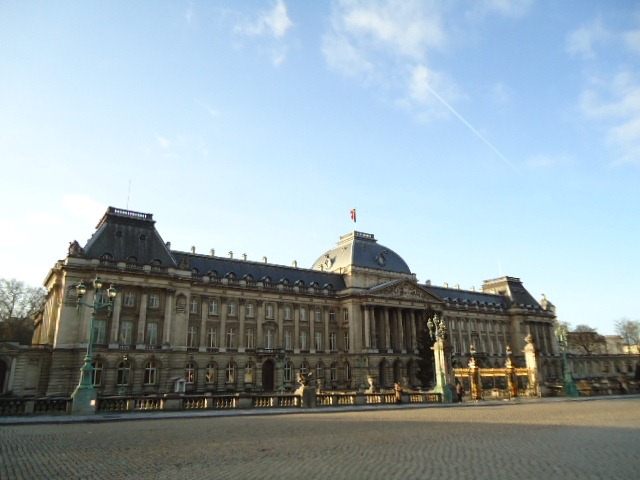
<box><xmin>362</xmin><ymin>305</ymin><xmax>431</xmax><ymax>353</ymax></box>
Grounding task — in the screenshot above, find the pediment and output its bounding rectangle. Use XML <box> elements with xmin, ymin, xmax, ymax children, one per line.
<box><xmin>368</xmin><ymin>280</ymin><xmax>443</xmax><ymax>303</ymax></box>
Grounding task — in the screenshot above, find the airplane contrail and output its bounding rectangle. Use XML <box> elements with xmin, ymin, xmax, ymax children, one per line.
<box><xmin>425</xmin><ymin>84</ymin><xmax>520</xmax><ymax>174</ymax></box>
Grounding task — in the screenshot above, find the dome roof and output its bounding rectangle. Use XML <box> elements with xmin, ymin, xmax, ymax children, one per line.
<box><xmin>312</xmin><ymin>231</ymin><xmax>411</xmax><ymax>274</ymax></box>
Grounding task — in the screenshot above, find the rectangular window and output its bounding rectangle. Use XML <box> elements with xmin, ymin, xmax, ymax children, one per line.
<box><xmin>190</xmin><ymin>298</ymin><xmax>199</xmax><ymax>314</ymax></box>
<box><xmin>315</xmin><ymin>309</ymin><xmax>322</xmax><ymax>322</ymax></box>
<box><xmin>226</xmin><ymin>328</ymin><xmax>235</xmax><ymax>348</ymax></box>
<box><xmin>209</xmin><ymin>299</ymin><xmax>218</xmax><ymax>315</ymax></box>
<box><xmin>329</xmin><ymin>310</ymin><xmax>335</xmax><ymax>322</ymax></box>
<box><xmin>266</xmin><ymin>304</ymin><xmax>274</xmax><ymax>319</ymax></box>
<box><xmin>123</xmin><ymin>291</ymin><xmax>135</xmax><ymax>307</ymax></box>
<box><xmin>146</xmin><ymin>323</ymin><xmax>158</xmax><ymax>346</ymax></box>
<box><xmin>314</xmin><ymin>332</ymin><xmax>323</xmax><ymax>350</ymax></box>
<box><xmin>329</xmin><ymin>332</ymin><xmax>337</xmax><ymax>351</ymax></box>
<box><xmin>187</xmin><ymin>325</ymin><xmax>198</xmax><ymax>348</ymax></box>
<box><xmin>284</xmin><ymin>330</ymin><xmax>292</xmax><ymax>350</ymax></box>
<box><xmin>207</xmin><ymin>327</ymin><xmax>218</xmax><ymax>348</ymax></box>
<box><xmin>300</xmin><ymin>331</ymin><xmax>307</xmax><ymax>350</ymax></box>
<box><xmin>343</xmin><ymin>309</ymin><xmax>348</xmax><ymax>322</ymax></box>
<box><xmin>246</xmin><ymin>328</ymin><xmax>254</xmax><ymax>349</ymax></box>
<box><xmin>96</xmin><ymin>292</ymin><xmax>108</xmax><ymax>305</ymax></box>
<box><xmin>266</xmin><ymin>330</ymin><xmax>274</xmax><ymax>349</ymax></box>
<box><xmin>228</xmin><ymin>302</ymin><xmax>237</xmax><ymax>316</ymax></box>
<box><xmin>345</xmin><ymin>363</ymin><xmax>352</xmax><ymax>381</ymax></box>
<box><xmin>330</xmin><ymin>364</ymin><xmax>338</xmax><ymax>381</ymax></box>
<box><xmin>343</xmin><ymin>331</ymin><xmax>350</xmax><ymax>351</ymax></box>
<box><xmin>119</xmin><ymin>321</ymin><xmax>133</xmax><ymax>345</ymax></box>
<box><xmin>300</xmin><ymin>308</ymin><xmax>306</xmax><ymax>322</ymax></box>
<box><xmin>148</xmin><ymin>293</ymin><xmax>160</xmax><ymax>309</ymax></box>
<box><xmin>246</xmin><ymin>303</ymin><xmax>254</xmax><ymax>318</ymax></box>
<box><xmin>284</xmin><ymin>306</ymin><xmax>291</xmax><ymax>320</ymax></box>
<box><xmin>93</xmin><ymin>319</ymin><xmax>107</xmax><ymax>344</ymax></box>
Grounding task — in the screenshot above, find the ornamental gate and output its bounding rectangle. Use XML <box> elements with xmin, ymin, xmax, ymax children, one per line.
<box><xmin>453</xmin><ymin>366</ymin><xmax>531</xmax><ymax>400</ymax></box>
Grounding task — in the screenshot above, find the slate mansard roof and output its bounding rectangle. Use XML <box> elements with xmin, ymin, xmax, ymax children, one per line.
<box><xmin>311</xmin><ymin>231</ymin><xmax>412</xmax><ymax>275</ymax></box>
<box><xmin>81</xmin><ymin>207</ymin><xmax>345</xmax><ymax>289</ymax></box>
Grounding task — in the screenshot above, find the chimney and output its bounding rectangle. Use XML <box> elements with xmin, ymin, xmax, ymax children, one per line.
<box><xmin>191</xmin><ymin>246</ymin><xmax>196</xmax><ymax>254</ymax></box>
<box><xmin>166</xmin><ymin>242</ymin><xmax>171</xmax><ymax>249</ymax></box>
<box><xmin>262</xmin><ymin>256</ymin><xmax>268</xmax><ymax>263</ymax></box>
<box><xmin>210</xmin><ymin>249</ymin><xmax>215</xmax><ymax>256</ymax></box>
<box><xmin>292</xmin><ymin>260</ymin><xmax>298</xmax><ymax>268</ymax></box>
<box><xmin>228</xmin><ymin>251</ymin><xmax>233</xmax><ymax>259</ymax></box>
<box><xmin>242</xmin><ymin>253</ymin><xmax>247</xmax><ymax>261</ymax></box>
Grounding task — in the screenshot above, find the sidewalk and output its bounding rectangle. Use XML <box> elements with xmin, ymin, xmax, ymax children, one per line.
<box><xmin>2</xmin><ymin>394</ymin><xmax>638</xmax><ymax>426</ymax></box>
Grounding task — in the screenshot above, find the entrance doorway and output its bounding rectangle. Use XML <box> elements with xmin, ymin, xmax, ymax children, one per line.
<box><xmin>262</xmin><ymin>359</ymin><xmax>275</xmax><ymax>391</ymax></box>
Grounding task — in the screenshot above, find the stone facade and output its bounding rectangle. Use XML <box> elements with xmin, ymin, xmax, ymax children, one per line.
<box><xmin>1</xmin><ymin>207</ymin><xmax>564</xmax><ymax>398</ymax></box>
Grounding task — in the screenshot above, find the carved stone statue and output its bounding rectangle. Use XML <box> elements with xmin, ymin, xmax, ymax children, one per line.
<box><xmin>68</xmin><ymin>240</ymin><xmax>85</xmax><ymax>257</ymax></box>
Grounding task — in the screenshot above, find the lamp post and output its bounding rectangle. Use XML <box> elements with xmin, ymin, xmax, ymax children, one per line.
<box><xmin>71</xmin><ymin>278</ymin><xmax>117</xmax><ymax>414</ymax></box>
<box><xmin>427</xmin><ymin>314</ymin><xmax>453</xmax><ymax>403</ymax></box>
<box><xmin>555</xmin><ymin>324</ymin><xmax>579</xmax><ymax>397</ymax></box>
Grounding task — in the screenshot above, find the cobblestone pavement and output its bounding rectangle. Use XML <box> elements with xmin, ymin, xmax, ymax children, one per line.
<box><xmin>1</xmin><ymin>398</ymin><xmax>639</xmax><ymax>480</ymax></box>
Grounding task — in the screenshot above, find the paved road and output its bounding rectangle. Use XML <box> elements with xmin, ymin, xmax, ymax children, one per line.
<box><xmin>1</xmin><ymin>398</ymin><xmax>639</xmax><ymax>479</ymax></box>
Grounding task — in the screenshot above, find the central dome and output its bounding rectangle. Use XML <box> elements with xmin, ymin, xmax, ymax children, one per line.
<box><xmin>312</xmin><ymin>231</ymin><xmax>411</xmax><ymax>274</ymax></box>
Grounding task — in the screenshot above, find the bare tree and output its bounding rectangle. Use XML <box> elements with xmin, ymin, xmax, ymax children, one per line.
<box><xmin>0</xmin><ymin>278</ymin><xmax>46</xmax><ymax>344</ymax></box>
<box><xmin>614</xmin><ymin>318</ymin><xmax>640</xmax><ymax>349</ymax></box>
<box><xmin>567</xmin><ymin>324</ymin><xmax>606</xmax><ymax>355</ymax></box>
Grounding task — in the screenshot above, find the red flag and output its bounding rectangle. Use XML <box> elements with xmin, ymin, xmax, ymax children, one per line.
<box><xmin>350</xmin><ymin>208</ymin><xmax>356</xmax><ymax>222</ymax></box>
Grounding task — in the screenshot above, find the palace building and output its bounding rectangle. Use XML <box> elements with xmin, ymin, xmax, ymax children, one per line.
<box><xmin>1</xmin><ymin>207</ymin><xmax>561</xmax><ymax>397</ymax></box>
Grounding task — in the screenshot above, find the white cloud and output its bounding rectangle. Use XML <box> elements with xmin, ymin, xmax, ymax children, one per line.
<box><xmin>566</xmin><ymin>18</ymin><xmax>609</xmax><ymax>60</ymax></box>
<box><xmin>323</xmin><ymin>0</ymin><xmax>451</xmax><ymax>120</ymax></box>
<box><xmin>235</xmin><ymin>0</ymin><xmax>293</xmax><ymax>39</ymax></box>
<box><xmin>579</xmin><ymin>71</ymin><xmax>640</xmax><ymax>165</ymax></box>
<box><xmin>525</xmin><ymin>154</ymin><xmax>572</xmax><ymax>169</ymax></box>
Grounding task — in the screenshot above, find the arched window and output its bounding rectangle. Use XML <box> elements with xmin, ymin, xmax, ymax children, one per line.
<box><xmin>185</xmin><ymin>362</ymin><xmax>196</xmax><ymax>384</ymax></box>
<box><xmin>117</xmin><ymin>361</ymin><xmax>130</xmax><ymax>386</ymax></box>
<box><xmin>315</xmin><ymin>362</ymin><xmax>325</xmax><ymax>379</ymax></box>
<box><xmin>144</xmin><ymin>361</ymin><xmax>157</xmax><ymax>385</ymax></box>
<box><xmin>244</xmin><ymin>363</ymin><xmax>255</xmax><ymax>384</ymax></box>
<box><xmin>205</xmin><ymin>362</ymin><xmax>217</xmax><ymax>384</ymax></box>
<box><xmin>284</xmin><ymin>362</ymin><xmax>293</xmax><ymax>382</ymax></box>
<box><xmin>330</xmin><ymin>363</ymin><xmax>338</xmax><ymax>382</ymax></box>
<box><xmin>91</xmin><ymin>361</ymin><xmax>103</xmax><ymax>386</ymax></box>
<box><xmin>225</xmin><ymin>363</ymin><xmax>236</xmax><ymax>384</ymax></box>
<box><xmin>300</xmin><ymin>361</ymin><xmax>310</xmax><ymax>376</ymax></box>
<box><xmin>345</xmin><ymin>362</ymin><xmax>352</xmax><ymax>381</ymax></box>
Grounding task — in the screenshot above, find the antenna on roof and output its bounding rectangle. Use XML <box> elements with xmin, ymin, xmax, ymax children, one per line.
<box><xmin>126</xmin><ymin>180</ymin><xmax>131</xmax><ymax>210</ymax></box>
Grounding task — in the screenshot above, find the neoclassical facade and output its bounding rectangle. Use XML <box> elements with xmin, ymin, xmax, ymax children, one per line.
<box><xmin>1</xmin><ymin>207</ymin><xmax>561</xmax><ymax>397</ymax></box>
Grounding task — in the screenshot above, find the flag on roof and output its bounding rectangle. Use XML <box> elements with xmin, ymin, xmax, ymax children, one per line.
<box><xmin>350</xmin><ymin>208</ymin><xmax>356</xmax><ymax>222</ymax></box>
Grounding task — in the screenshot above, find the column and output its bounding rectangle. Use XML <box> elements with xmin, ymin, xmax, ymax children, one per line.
<box><xmin>370</xmin><ymin>307</ymin><xmax>378</xmax><ymax>350</ymax></box>
<box><xmin>396</xmin><ymin>308</ymin><xmax>407</xmax><ymax>353</ymax></box>
<box><xmin>238</xmin><ymin>299</ymin><xmax>246</xmax><ymax>352</ymax></box>
<box><xmin>293</xmin><ymin>304</ymin><xmax>300</xmax><ymax>352</ymax></box>
<box><xmin>109</xmin><ymin>293</ymin><xmax>123</xmax><ymax>347</ymax></box>
<box><xmin>219</xmin><ymin>298</ymin><xmax>228</xmax><ymax>352</ymax></box>
<box><xmin>136</xmin><ymin>291</ymin><xmax>148</xmax><ymax>347</ymax></box>
<box><xmin>410</xmin><ymin>310</ymin><xmax>417</xmax><ymax>351</ymax></box>
<box><xmin>364</xmin><ymin>306</ymin><xmax>371</xmax><ymax>349</ymax></box>
<box><xmin>324</xmin><ymin>307</ymin><xmax>330</xmax><ymax>351</ymax></box>
<box><xmin>256</xmin><ymin>301</ymin><xmax>264</xmax><ymax>348</ymax></box>
<box><xmin>199</xmin><ymin>298</ymin><xmax>208</xmax><ymax>351</ymax></box>
<box><xmin>309</xmin><ymin>306</ymin><xmax>315</xmax><ymax>353</ymax></box>
<box><xmin>384</xmin><ymin>307</ymin><xmax>391</xmax><ymax>351</ymax></box>
<box><xmin>277</xmin><ymin>302</ymin><xmax>284</xmax><ymax>348</ymax></box>
<box><xmin>162</xmin><ymin>289</ymin><xmax>174</xmax><ymax>345</ymax></box>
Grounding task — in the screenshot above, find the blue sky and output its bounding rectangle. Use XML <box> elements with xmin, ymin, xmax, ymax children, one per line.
<box><xmin>1</xmin><ymin>1</ymin><xmax>638</xmax><ymax>335</ymax></box>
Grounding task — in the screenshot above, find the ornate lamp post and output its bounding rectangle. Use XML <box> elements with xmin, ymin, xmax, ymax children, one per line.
<box><xmin>505</xmin><ymin>345</ymin><xmax>518</xmax><ymax>399</ymax></box>
<box><xmin>555</xmin><ymin>324</ymin><xmax>579</xmax><ymax>397</ymax></box>
<box><xmin>427</xmin><ymin>314</ymin><xmax>453</xmax><ymax>403</ymax></box>
<box><xmin>71</xmin><ymin>278</ymin><xmax>117</xmax><ymax>414</ymax></box>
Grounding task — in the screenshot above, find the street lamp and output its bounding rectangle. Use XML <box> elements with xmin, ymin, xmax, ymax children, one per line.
<box><xmin>71</xmin><ymin>278</ymin><xmax>117</xmax><ymax>414</ymax></box>
<box><xmin>554</xmin><ymin>324</ymin><xmax>579</xmax><ymax>397</ymax></box>
<box><xmin>427</xmin><ymin>314</ymin><xmax>453</xmax><ymax>403</ymax></box>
